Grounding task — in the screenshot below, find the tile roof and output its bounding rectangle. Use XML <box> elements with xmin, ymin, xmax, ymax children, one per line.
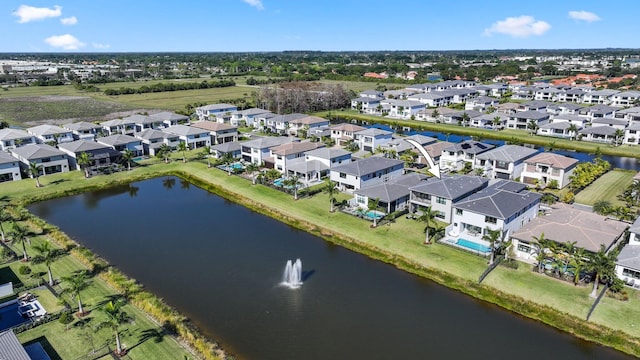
<box><xmin>10</xmin><ymin>143</ymin><xmax>64</xmax><ymax>160</ymax></box>
<box><xmin>58</xmin><ymin>139</ymin><xmax>111</xmax><ymax>153</ymax></box>
<box><xmin>304</xmin><ymin>147</ymin><xmax>351</xmax><ymax>159</ymax></box>
<box><xmin>97</xmin><ymin>134</ymin><xmax>140</xmax><ymax>146</ymax></box>
<box><xmin>270</xmin><ymin>141</ymin><xmax>323</xmax><ymax>156</ymax></box>
<box><xmin>477</xmin><ymin>145</ymin><xmax>539</xmax><ymax>163</ymax></box>
<box><xmin>27</xmin><ymin>124</ymin><xmax>71</xmax><ymax>136</ymax></box>
<box><xmin>190</xmin><ymin>121</ymin><xmax>237</xmax><ymax>132</ymax></box>
<box><xmin>454</xmin><ymin>184</ymin><xmax>541</xmax><ymax>219</ymax></box>
<box><xmin>443</xmin><ymin>140</ymin><xmax>495</xmax><ymax>155</ymax></box>
<box><xmin>331</xmin><ymin>156</ymin><xmax>403</xmax><ymax>176</ymax></box>
<box><xmin>410</xmin><ymin>175</ymin><xmax>489</xmax><ymax>200</ymax></box>
<box><xmin>0</xmin><ymin>330</ymin><xmax>31</xmax><ymax>360</ymax></box>
<box><xmin>524</xmin><ymin>152</ymin><xmax>578</xmax><ymax>169</ymax></box>
<box><xmin>0</xmin><ymin>151</ymin><xmax>17</xmax><ymax>165</ymax></box>
<box><xmin>0</xmin><ymin>128</ymin><xmax>32</xmax><ymax>141</ymax></box>
<box><xmin>164</xmin><ymin>124</ymin><xmax>210</xmax><ymax>137</ymax></box>
<box><xmin>63</xmin><ymin>121</ymin><xmax>102</xmax><ymax>132</ymax></box>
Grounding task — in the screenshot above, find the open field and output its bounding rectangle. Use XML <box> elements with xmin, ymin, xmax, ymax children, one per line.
<box><xmin>2</xmin><ymin>153</ymin><xmax>640</xmax><ymax>356</ymax></box>
<box><xmin>575</xmin><ymin>169</ymin><xmax>636</xmax><ymax>206</ymax></box>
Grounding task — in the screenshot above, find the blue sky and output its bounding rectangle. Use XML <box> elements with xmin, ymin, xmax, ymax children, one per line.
<box><xmin>1</xmin><ymin>0</ymin><xmax>638</xmax><ymax>52</ymax></box>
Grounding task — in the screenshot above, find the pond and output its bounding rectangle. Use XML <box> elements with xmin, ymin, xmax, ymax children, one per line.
<box><xmin>28</xmin><ymin>177</ymin><xmax>633</xmax><ymax>360</ymax></box>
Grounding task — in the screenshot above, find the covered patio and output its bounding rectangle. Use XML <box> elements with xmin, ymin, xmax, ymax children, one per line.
<box><xmin>286</xmin><ymin>159</ymin><xmax>328</xmax><ymax>186</ymax></box>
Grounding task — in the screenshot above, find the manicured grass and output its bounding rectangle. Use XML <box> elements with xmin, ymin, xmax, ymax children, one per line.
<box><xmin>574</xmin><ymin>169</ymin><xmax>636</xmax><ymax>206</ymax></box>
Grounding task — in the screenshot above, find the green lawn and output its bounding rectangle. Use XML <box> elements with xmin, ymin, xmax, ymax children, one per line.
<box><xmin>574</xmin><ymin>169</ymin><xmax>636</xmax><ymax>206</ymax></box>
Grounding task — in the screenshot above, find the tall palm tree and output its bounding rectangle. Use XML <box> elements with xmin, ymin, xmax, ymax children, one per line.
<box><xmin>492</xmin><ymin>116</ymin><xmax>502</xmax><ymax>129</ymax></box>
<box><xmin>157</xmin><ymin>144</ymin><xmax>171</xmax><ymax>164</ymax></box>
<box><xmin>284</xmin><ymin>175</ymin><xmax>301</xmax><ymax>200</ymax></box>
<box><xmin>200</xmin><ymin>146</ymin><xmax>212</xmax><ymax>168</ymax></box>
<box><xmin>10</xmin><ymin>223</ymin><xmax>30</xmax><ymax>261</ymax></box>
<box><xmin>121</xmin><ymin>149</ymin><xmax>134</xmax><ymax>171</ymax></box>
<box><xmin>32</xmin><ymin>240</ymin><xmax>58</xmax><ymax>286</ymax></box>
<box><xmin>61</xmin><ymin>270</ymin><xmax>91</xmax><ymax>316</ymax></box>
<box><xmin>77</xmin><ymin>152</ymin><xmax>92</xmax><ymax>178</ymax></box>
<box><xmin>482</xmin><ymin>228</ymin><xmax>502</xmax><ymax>265</ymax></box>
<box><xmin>614</xmin><ymin>128</ymin><xmax>625</xmax><ymax>146</ymax></box>
<box><xmin>28</xmin><ymin>162</ymin><xmax>41</xmax><ymax>188</ymax></box>
<box><xmin>245</xmin><ymin>162</ymin><xmax>260</xmax><ymax>185</ymax></box>
<box><xmin>0</xmin><ymin>206</ymin><xmax>11</xmax><ymax>242</ymax></box>
<box><xmin>587</xmin><ymin>245</ymin><xmax>616</xmax><ymax>298</ymax></box>
<box><xmin>461</xmin><ymin>112</ymin><xmax>470</xmax><ymax>127</ymax></box>
<box><xmin>418</xmin><ymin>207</ymin><xmax>436</xmax><ymax>244</ymax></box>
<box><xmin>96</xmin><ymin>299</ymin><xmax>132</xmax><ymax>355</ymax></box>
<box><xmin>567</xmin><ymin>123</ymin><xmax>578</xmax><ymax>141</ymax></box>
<box><xmin>527</xmin><ymin>119</ymin><xmax>539</xmax><ymax>136</ymax></box>
<box><xmin>221</xmin><ymin>152</ymin><xmax>234</xmax><ymax>175</ymax></box>
<box><xmin>367</xmin><ymin>197</ymin><xmax>380</xmax><ymax>227</ymax></box>
<box><xmin>177</xmin><ymin>141</ymin><xmax>188</xmax><ymax>163</ymax></box>
<box><xmin>569</xmin><ymin>248</ymin><xmax>587</xmax><ymax>286</ymax></box>
<box><xmin>324</xmin><ymin>180</ymin><xmax>338</xmax><ymax>212</ymax></box>
<box><xmin>532</xmin><ymin>233</ymin><xmax>549</xmax><ymax>273</ymax></box>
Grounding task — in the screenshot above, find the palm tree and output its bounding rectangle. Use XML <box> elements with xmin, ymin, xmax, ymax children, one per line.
<box><xmin>121</xmin><ymin>149</ymin><xmax>134</xmax><ymax>171</ymax></box>
<box><xmin>567</xmin><ymin>123</ymin><xmax>578</xmax><ymax>141</ymax></box>
<box><xmin>28</xmin><ymin>162</ymin><xmax>41</xmax><ymax>188</ymax></box>
<box><xmin>324</xmin><ymin>180</ymin><xmax>338</xmax><ymax>212</ymax></box>
<box><xmin>0</xmin><ymin>206</ymin><xmax>11</xmax><ymax>242</ymax></box>
<box><xmin>461</xmin><ymin>112</ymin><xmax>470</xmax><ymax>127</ymax></box>
<box><xmin>10</xmin><ymin>223</ymin><xmax>30</xmax><ymax>261</ymax></box>
<box><xmin>221</xmin><ymin>152</ymin><xmax>234</xmax><ymax>175</ymax></box>
<box><xmin>527</xmin><ymin>119</ymin><xmax>539</xmax><ymax>136</ymax></box>
<box><xmin>61</xmin><ymin>270</ymin><xmax>91</xmax><ymax>316</ymax></box>
<box><xmin>418</xmin><ymin>207</ymin><xmax>436</xmax><ymax>244</ymax></box>
<box><xmin>532</xmin><ymin>233</ymin><xmax>549</xmax><ymax>273</ymax></box>
<box><xmin>367</xmin><ymin>197</ymin><xmax>380</xmax><ymax>227</ymax></box>
<box><xmin>592</xmin><ymin>200</ymin><xmax>612</xmax><ymax>216</ymax></box>
<box><xmin>482</xmin><ymin>228</ymin><xmax>502</xmax><ymax>265</ymax></box>
<box><xmin>200</xmin><ymin>146</ymin><xmax>212</xmax><ymax>168</ymax></box>
<box><xmin>96</xmin><ymin>299</ymin><xmax>132</xmax><ymax>355</ymax></box>
<box><xmin>77</xmin><ymin>152</ymin><xmax>92</xmax><ymax>178</ymax></box>
<box><xmin>157</xmin><ymin>144</ymin><xmax>172</xmax><ymax>164</ymax></box>
<box><xmin>569</xmin><ymin>248</ymin><xmax>587</xmax><ymax>286</ymax></box>
<box><xmin>32</xmin><ymin>240</ymin><xmax>58</xmax><ymax>286</ymax></box>
<box><xmin>492</xmin><ymin>116</ymin><xmax>502</xmax><ymax>129</ymax></box>
<box><xmin>284</xmin><ymin>175</ymin><xmax>301</xmax><ymax>200</ymax></box>
<box><xmin>177</xmin><ymin>141</ymin><xmax>188</xmax><ymax>163</ymax></box>
<box><xmin>431</xmin><ymin>109</ymin><xmax>440</xmax><ymax>121</ymax></box>
<box><xmin>614</xmin><ymin>128</ymin><xmax>625</xmax><ymax>146</ymax></box>
<box><xmin>245</xmin><ymin>162</ymin><xmax>260</xmax><ymax>185</ymax></box>
<box><xmin>587</xmin><ymin>245</ymin><xmax>616</xmax><ymax>298</ymax></box>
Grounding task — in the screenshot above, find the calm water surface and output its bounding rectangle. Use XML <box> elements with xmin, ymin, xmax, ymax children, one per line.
<box><xmin>28</xmin><ymin>177</ymin><xmax>633</xmax><ymax>360</ymax></box>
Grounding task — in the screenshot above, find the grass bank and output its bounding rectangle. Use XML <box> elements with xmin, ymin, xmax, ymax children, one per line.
<box><xmin>317</xmin><ymin>110</ymin><xmax>640</xmax><ymax>160</ymax></box>
<box><xmin>3</xmin><ymin>154</ymin><xmax>640</xmax><ymax>357</ymax></box>
<box><xmin>575</xmin><ymin>169</ymin><xmax>636</xmax><ymax>206</ymax></box>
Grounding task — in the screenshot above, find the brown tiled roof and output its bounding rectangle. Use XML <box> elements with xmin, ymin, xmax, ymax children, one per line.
<box><xmin>191</xmin><ymin>121</ymin><xmax>237</xmax><ymax>132</ymax></box>
<box><xmin>270</xmin><ymin>141</ymin><xmax>323</xmax><ymax>156</ymax></box>
<box><xmin>524</xmin><ymin>152</ymin><xmax>578</xmax><ymax>169</ymax></box>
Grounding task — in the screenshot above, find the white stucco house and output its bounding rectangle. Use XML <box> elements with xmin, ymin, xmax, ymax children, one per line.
<box><xmin>519</xmin><ymin>152</ymin><xmax>578</xmax><ymax>189</ymax></box>
<box><xmin>96</xmin><ymin>134</ymin><xmax>144</xmax><ymax>156</ymax></box>
<box><xmin>0</xmin><ymin>151</ymin><xmax>21</xmax><ymax>182</ymax></box>
<box><xmin>475</xmin><ymin>145</ymin><xmax>539</xmax><ymax>180</ymax></box>
<box><xmin>163</xmin><ymin>125</ymin><xmax>211</xmax><ymax>149</ymax></box>
<box><xmin>195</xmin><ymin>103</ymin><xmax>238</xmax><ymax>121</ymax></box>
<box><xmin>0</xmin><ymin>129</ymin><xmax>36</xmax><ymax>151</ymax></box>
<box><xmin>330</xmin><ymin>157</ymin><xmax>404</xmax><ymax>192</ymax></box>
<box><xmin>27</xmin><ymin>124</ymin><xmax>74</xmax><ymax>145</ymax></box>
<box><xmin>354</xmin><ymin>128</ymin><xmax>393</xmax><ymax>152</ymax></box>
<box><xmin>10</xmin><ymin>143</ymin><xmax>70</xmax><ymax>177</ymax></box>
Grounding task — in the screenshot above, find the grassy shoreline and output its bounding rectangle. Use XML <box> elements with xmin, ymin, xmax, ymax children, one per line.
<box><xmin>4</xmin><ymin>159</ymin><xmax>640</xmax><ymax>357</ymax></box>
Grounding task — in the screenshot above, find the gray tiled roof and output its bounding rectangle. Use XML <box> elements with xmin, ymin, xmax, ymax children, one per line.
<box><xmin>454</xmin><ymin>185</ymin><xmax>541</xmax><ymax>219</ymax></box>
<box><xmin>287</xmin><ymin>159</ymin><xmax>329</xmax><ymax>174</ymax></box>
<box><xmin>579</xmin><ymin>126</ymin><xmax>618</xmax><ymax>136</ymax></box>
<box><xmin>197</xmin><ymin>103</ymin><xmax>237</xmax><ymax>111</ymax></box>
<box><xmin>0</xmin><ymin>330</ymin><xmax>31</xmax><ymax>360</ymax></box>
<box><xmin>617</xmin><ymin>245</ymin><xmax>640</xmax><ymax>271</ymax></box>
<box><xmin>0</xmin><ymin>151</ymin><xmax>17</xmax><ymax>165</ymax></box>
<box><xmin>97</xmin><ymin>134</ymin><xmax>140</xmax><ymax>147</ymax></box>
<box><xmin>27</xmin><ymin>124</ymin><xmax>71</xmax><ymax>136</ymax></box>
<box><xmin>592</xmin><ymin>118</ymin><xmax>628</xmax><ymax>126</ymax></box>
<box><xmin>476</xmin><ymin>145</ymin><xmax>539</xmax><ymax>163</ymax></box>
<box><xmin>241</xmin><ymin>136</ymin><xmax>294</xmax><ymax>149</ymax></box>
<box><xmin>10</xmin><ymin>143</ymin><xmax>64</xmax><ymax>160</ymax></box>
<box><xmin>58</xmin><ymin>139</ymin><xmax>111</xmax><ymax>153</ymax></box>
<box><xmin>355</xmin><ymin>173</ymin><xmax>427</xmax><ymax>203</ymax></box>
<box><xmin>511</xmin><ymin>110</ymin><xmax>549</xmax><ymax>120</ymax></box>
<box><xmin>164</xmin><ymin>125</ymin><xmax>209</xmax><ymax>137</ymax></box>
<box><xmin>552</xmin><ymin>114</ymin><xmax>585</xmax><ymax>122</ymax></box>
<box><xmin>443</xmin><ymin>140</ymin><xmax>495</xmax><ymax>155</ymax></box>
<box><xmin>0</xmin><ymin>128</ymin><xmax>32</xmax><ymax>141</ymax></box>
<box><xmin>135</xmin><ymin>129</ymin><xmax>172</xmax><ymax>141</ymax></box>
<box><xmin>355</xmin><ymin>128</ymin><xmax>393</xmax><ymax>137</ymax></box>
<box><xmin>540</xmin><ymin>122</ymin><xmax>572</xmax><ymax>130</ymax></box>
<box><xmin>410</xmin><ymin>175</ymin><xmax>489</xmax><ymax>200</ymax></box>
<box><xmin>63</xmin><ymin>121</ymin><xmax>102</xmax><ymax>132</ymax></box>
<box><xmin>331</xmin><ymin>156</ymin><xmax>403</xmax><ymax>176</ymax></box>
<box><xmin>304</xmin><ymin>147</ymin><xmax>351</xmax><ymax>160</ymax></box>
<box><xmin>212</xmin><ymin>141</ymin><xmax>241</xmax><ymax>153</ymax></box>
<box><xmin>148</xmin><ymin>111</ymin><xmax>189</xmax><ymax>122</ymax></box>
<box><xmin>629</xmin><ymin>216</ymin><xmax>640</xmax><ymax>235</ymax></box>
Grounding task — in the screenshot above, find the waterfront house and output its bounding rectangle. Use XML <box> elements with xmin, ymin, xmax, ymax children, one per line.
<box><xmin>381</xmin><ymin>99</ymin><xmax>425</xmax><ymax>119</ymax></box>
<box><xmin>469</xmin><ymin>114</ymin><xmax>508</xmax><ymax>129</ymax></box>
<box><xmin>0</xmin><ymin>330</ymin><xmax>32</xmax><ymax>360</ymax></box>
<box><xmin>475</xmin><ymin>145</ymin><xmax>539</xmax><ymax>180</ymax></box>
<box><xmin>195</xmin><ymin>103</ymin><xmax>238</xmax><ymax>122</ymax></box>
<box><xmin>379</xmin><ymin>134</ymin><xmax>437</xmax><ymax>157</ymax></box>
<box><xmin>506</xmin><ymin>110</ymin><xmax>550</xmax><ymax>130</ymax></box>
<box><xmin>351</xmin><ymin>96</ymin><xmax>384</xmax><ymax>114</ymax></box>
<box><xmin>240</xmin><ymin>136</ymin><xmax>296</xmax><ymax>165</ymax></box>
<box><xmin>352</xmin><ymin>173</ymin><xmax>428</xmax><ymax>214</ymax></box>
<box><xmin>100</xmin><ymin>117</ymin><xmax>136</xmax><ymax>136</ymax></box>
<box><xmin>26</xmin><ymin>124</ymin><xmax>74</xmax><ymax>145</ymax></box>
<box><xmin>409</xmin><ymin>175</ymin><xmax>489</xmax><ymax>222</ymax></box>
<box><xmin>286</xmin><ymin>147</ymin><xmax>352</xmax><ymax>182</ymax></box>
<box><xmin>330</xmin><ymin>123</ymin><xmax>366</xmax><ymax>145</ymax></box>
<box><xmin>465</xmin><ymin>96</ymin><xmax>500</xmax><ymax>111</ymax></box>
<box><xmin>163</xmin><ymin>125</ymin><xmax>211</xmax><ymax>149</ymax></box>
<box><xmin>288</xmin><ymin>116</ymin><xmax>330</xmax><ymax>137</ymax></box>
<box><xmin>519</xmin><ymin>152</ymin><xmax>578</xmax><ymax>189</ymax></box>
<box><xmin>439</xmin><ymin>140</ymin><xmax>495</xmax><ymax>172</ymax></box>
<box><xmin>615</xmin><ymin>217</ymin><xmax>640</xmax><ymax>287</ymax></box>
<box><xmin>578</xmin><ymin>126</ymin><xmax>618</xmax><ymax>143</ymax></box>
<box><xmin>0</xmin><ymin>129</ymin><xmax>36</xmax><ymax>151</ymax></box>
<box><xmin>63</xmin><ymin>121</ymin><xmax>102</xmax><ymax>141</ymax></box>
<box><xmin>190</xmin><ymin>121</ymin><xmax>238</xmax><ymax>145</ymax></box>
<box><xmin>511</xmin><ymin>203</ymin><xmax>626</xmax><ymax>264</ymax></box>
<box><xmin>10</xmin><ymin>143</ymin><xmax>69</xmax><ymax>176</ymax></box>
<box><xmin>449</xmin><ymin>180</ymin><xmax>541</xmax><ymax>243</ymax></box>
<box><xmin>354</xmin><ymin>128</ymin><xmax>393</xmax><ymax>152</ymax></box>
<box><xmin>211</xmin><ymin>141</ymin><xmax>241</xmax><ymax>160</ymax></box>
<box><xmin>134</xmin><ymin>129</ymin><xmax>179</xmax><ymax>156</ymax></box>
<box><xmin>330</xmin><ymin>156</ymin><xmax>404</xmax><ymax>192</ymax></box>
<box><xmin>58</xmin><ymin>139</ymin><xmax>122</xmax><ymax>171</ymax></box>
<box><xmin>0</xmin><ymin>151</ymin><xmax>21</xmax><ymax>182</ymax></box>
<box><xmin>97</xmin><ymin>134</ymin><xmax>143</xmax><ymax>156</ymax></box>
<box><xmin>624</xmin><ymin>123</ymin><xmax>640</xmax><ymax>145</ymax></box>
<box><xmin>268</xmin><ymin>141</ymin><xmax>324</xmax><ymax>173</ymax></box>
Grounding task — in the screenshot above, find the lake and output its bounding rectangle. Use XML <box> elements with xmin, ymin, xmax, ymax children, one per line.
<box><xmin>28</xmin><ymin>177</ymin><xmax>633</xmax><ymax>359</ymax></box>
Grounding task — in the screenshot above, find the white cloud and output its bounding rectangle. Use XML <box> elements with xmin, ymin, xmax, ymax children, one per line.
<box><xmin>92</xmin><ymin>43</ymin><xmax>110</xmax><ymax>49</ymax></box>
<box><xmin>13</xmin><ymin>5</ymin><xmax>62</xmax><ymax>23</ymax></box>
<box><xmin>242</xmin><ymin>0</ymin><xmax>264</xmax><ymax>10</ymax></box>
<box><xmin>483</xmin><ymin>15</ymin><xmax>551</xmax><ymax>38</ymax></box>
<box><xmin>44</xmin><ymin>34</ymin><xmax>85</xmax><ymax>50</ymax></box>
<box><xmin>569</xmin><ymin>10</ymin><xmax>601</xmax><ymax>22</ymax></box>
<box><xmin>60</xmin><ymin>16</ymin><xmax>77</xmax><ymax>25</ymax></box>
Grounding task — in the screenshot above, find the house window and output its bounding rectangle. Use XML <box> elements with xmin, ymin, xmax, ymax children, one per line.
<box><xmin>357</xmin><ymin>195</ymin><xmax>366</xmax><ymax>205</ymax></box>
<box><xmin>436</xmin><ymin>197</ymin><xmax>446</xmax><ymax>205</ymax></box>
<box><xmin>485</xmin><ymin>216</ymin><xmax>497</xmax><ymax>224</ymax></box>
<box><xmin>339</xmin><ymin>173</ymin><xmax>346</xmax><ymax>179</ymax></box>
<box><xmin>435</xmin><ymin>211</ymin><xmax>445</xmax><ymax>219</ymax></box>
<box><xmin>623</xmin><ymin>268</ymin><xmax>640</xmax><ymax>280</ymax></box>
<box><xmin>517</xmin><ymin>244</ymin><xmax>532</xmax><ymax>253</ymax></box>
<box><xmin>455</xmin><ymin>209</ymin><xmax>463</xmax><ymax>216</ymax></box>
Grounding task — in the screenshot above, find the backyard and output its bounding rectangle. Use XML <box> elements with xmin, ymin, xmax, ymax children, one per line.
<box><xmin>574</xmin><ymin>169</ymin><xmax>636</xmax><ymax>206</ymax></box>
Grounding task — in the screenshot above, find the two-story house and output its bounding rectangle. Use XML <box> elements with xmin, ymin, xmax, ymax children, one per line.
<box><xmin>287</xmin><ymin>147</ymin><xmax>352</xmax><ymax>183</ymax></box>
<box><xmin>240</xmin><ymin>136</ymin><xmax>296</xmax><ymax>165</ymax></box>
<box><xmin>63</xmin><ymin>121</ymin><xmax>103</xmax><ymax>141</ymax></box>
<box><xmin>163</xmin><ymin>125</ymin><xmax>211</xmax><ymax>149</ymax></box>
<box><xmin>27</xmin><ymin>124</ymin><xmax>74</xmax><ymax>145</ymax></box>
<box><xmin>195</xmin><ymin>103</ymin><xmax>238</xmax><ymax>122</ymax></box>
<box><xmin>354</xmin><ymin>128</ymin><xmax>393</xmax><ymax>152</ymax></box>
<box><xmin>409</xmin><ymin>175</ymin><xmax>489</xmax><ymax>222</ymax></box>
<box><xmin>439</xmin><ymin>141</ymin><xmax>495</xmax><ymax>172</ymax></box>
<box><xmin>100</xmin><ymin>117</ymin><xmax>136</xmax><ymax>136</ymax></box>
<box><xmin>506</xmin><ymin>110</ymin><xmax>550</xmax><ymax>130</ymax></box>
<box><xmin>475</xmin><ymin>145</ymin><xmax>539</xmax><ymax>180</ymax></box>
<box><xmin>330</xmin><ymin>157</ymin><xmax>404</xmax><ymax>192</ymax></box>
<box><xmin>0</xmin><ymin>151</ymin><xmax>21</xmax><ymax>182</ymax></box>
<box><xmin>268</xmin><ymin>141</ymin><xmax>323</xmax><ymax>173</ymax></box>
<box><xmin>288</xmin><ymin>116</ymin><xmax>330</xmax><ymax>137</ymax></box>
<box><xmin>0</xmin><ymin>129</ymin><xmax>36</xmax><ymax>151</ymax></box>
<box><xmin>190</xmin><ymin>121</ymin><xmax>238</xmax><ymax>145</ymax></box>
<box><xmin>10</xmin><ymin>143</ymin><xmax>69</xmax><ymax>177</ymax></box>
<box><xmin>58</xmin><ymin>139</ymin><xmax>122</xmax><ymax>172</ymax></box>
<box><xmin>330</xmin><ymin>124</ymin><xmax>366</xmax><ymax>146</ymax></box>
<box><xmin>519</xmin><ymin>152</ymin><xmax>578</xmax><ymax>189</ymax></box>
<box><xmin>134</xmin><ymin>129</ymin><xmax>180</xmax><ymax>156</ymax></box>
<box><xmin>96</xmin><ymin>134</ymin><xmax>143</xmax><ymax>156</ymax></box>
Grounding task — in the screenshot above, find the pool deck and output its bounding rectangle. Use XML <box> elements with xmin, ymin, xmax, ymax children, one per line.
<box><xmin>440</xmin><ymin>228</ymin><xmax>492</xmax><ymax>256</ymax></box>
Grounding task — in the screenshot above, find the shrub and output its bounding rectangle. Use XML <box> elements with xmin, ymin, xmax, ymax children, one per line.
<box><xmin>59</xmin><ymin>311</ymin><xmax>74</xmax><ymax>325</ymax></box>
<box><xmin>18</xmin><ymin>265</ymin><xmax>31</xmax><ymax>275</ymax></box>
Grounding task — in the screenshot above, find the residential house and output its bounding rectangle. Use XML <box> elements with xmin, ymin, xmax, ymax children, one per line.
<box><xmin>506</xmin><ymin>110</ymin><xmax>550</xmax><ymax>130</ymax></box>
<box><xmin>211</xmin><ymin>141</ymin><xmax>241</xmax><ymax>160</ymax></box>
<box><xmin>329</xmin><ymin>123</ymin><xmax>365</xmax><ymax>146</ymax></box>
<box><xmin>520</xmin><ymin>152</ymin><xmax>578</xmax><ymax>189</ymax></box>
<box><xmin>303</xmin><ymin>147</ymin><xmax>352</xmax><ymax>168</ymax></box>
<box><xmin>409</xmin><ymin>175</ymin><xmax>489</xmax><ymax>222</ymax></box>
<box><xmin>230</xmin><ymin>108</ymin><xmax>272</xmax><ymax>127</ymax></box>
<box><xmin>615</xmin><ymin>217</ymin><xmax>640</xmax><ymax>287</ymax></box>
<box><xmin>0</xmin><ymin>151</ymin><xmax>21</xmax><ymax>182</ymax></box>
<box><xmin>624</xmin><ymin>123</ymin><xmax>640</xmax><ymax>145</ymax></box>
<box><xmin>449</xmin><ymin>180</ymin><xmax>541</xmax><ymax>242</ymax></box>
<box><xmin>354</xmin><ymin>128</ymin><xmax>393</xmax><ymax>152</ymax></box>
<box><xmin>556</xmin><ymin>88</ymin><xmax>586</xmax><ymax>103</ymax></box>
<box><xmin>465</xmin><ymin>96</ymin><xmax>500</xmax><ymax>111</ymax></box>
<box><xmin>163</xmin><ymin>125</ymin><xmax>211</xmax><ymax>149</ymax></box>
<box><xmin>195</xmin><ymin>103</ymin><xmax>238</xmax><ymax>121</ymax></box>
<box><xmin>382</xmin><ymin>99</ymin><xmax>425</xmax><ymax>119</ymax></box>
<box><xmin>609</xmin><ymin>91</ymin><xmax>640</xmax><ymax>107</ymax></box>
<box><xmin>96</xmin><ymin>134</ymin><xmax>143</xmax><ymax>156</ymax></box>
<box><xmin>131</xmin><ymin>114</ymin><xmax>163</xmax><ymax>132</ymax></box>
<box><xmin>26</xmin><ymin>124</ymin><xmax>74</xmax><ymax>145</ymax></box>
<box><xmin>359</xmin><ymin>90</ymin><xmax>384</xmax><ymax>98</ymax></box>
<box><xmin>288</xmin><ymin>116</ymin><xmax>330</xmax><ymax>137</ymax></box>
<box><xmin>353</xmin><ymin>173</ymin><xmax>428</xmax><ymax>213</ymax></box>
<box><xmin>330</xmin><ymin>157</ymin><xmax>404</xmax><ymax>192</ymax></box>
<box><xmin>579</xmin><ymin>105</ymin><xmax>617</xmax><ymax>121</ymax></box>
<box><xmin>379</xmin><ymin>134</ymin><xmax>437</xmax><ymax>158</ymax></box>
<box><xmin>190</xmin><ymin>121</ymin><xmax>238</xmax><ymax>145</ymax></box>
<box><xmin>470</xmin><ymin>114</ymin><xmax>508</xmax><ymax>129</ymax></box>
<box><xmin>134</xmin><ymin>129</ymin><xmax>179</xmax><ymax>156</ymax></box>
<box><xmin>475</xmin><ymin>145</ymin><xmax>539</xmax><ymax>180</ymax></box>
<box><xmin>240</xmin><ymin>136</ymin><xmax>295</xmax><ymax>165</ymax></box>
<box><xmin>517</xmin><ymin>100</ymin><xmax>554</xmax><ymax>113</ymax></box>
<box><xmin>591</xmin><ymin>117</ymin><xmax>628</xmax><ymax>130</ymax></box>
<box><xmin>547</xmin><ymin>103</ymin><xmax>584</xmax><ymax>116</ymax></box>
<box><xmin>439</xmin><ymin>140</ymin><xmax>495</xmax><ymax>172</ymax></box>
<box><xmin>0</xmin><ymin>129</ymin><xmax>36</xmax><ymax>151</ymax></box>
<box><xmin>63</xmin><ymin>121</ymin><xmax>102</xmax><ymax>140</ymax></box>
<box><xmin>582</xmin><ymin>89</ymin><xmax>619</xmax><ymax>105</ymax></box>
<box><xmin>287</xmin><ymin>147</ymin><xmax>351</xmax><ymax>183</ymax></box>
<box><xmin>408</xmin><ymin>93</ymin><xmax>452</xmax><ymax>108</ymax></box>
<box><xmin>58</xmin><ymin>139</ymin><xmax>122</xmax><ymax>171</ymax></box>
<box><xmin>579</xmin><ymin>125</ymin><xmax>618</xmax><ymax>143</ymax></box>
<box><xmin>534</xmin><ymin>87</ymin><xmax>563</xmax><ymax>102</ymax></box>
<box><xmin>495</xmin><ymin>102</ymin><xmax>520</xmax><ymax>115</ymax></box>
<box><xmin>263</xmin><ymin>113</ymin><xmax>307</xmax><ymax>134</ymax></box>
<box><xmin>421</xmin><ymin>141</ymin><xmax>455</xmax><ymax>165</ymax></box>
<box><xmin>148</xmin><ymin>111</ymin><xmax>189</xmax><ymax>127</ymax></box>
<box><xmin>268</xmin><ymin>141</ymin><xmax>323</xmax><ymax>173</ymax></box>
<box><xmin>100</xmin><ymin>117</ymin><xmax>136</xmax><ymax>136</ymax></box>
<box><xmin>512</xmin><ymin>203</ymin><xmax>626</xmax><ymax>264</ymax></box>
<box><xmin>10</xmin><ymin>143</ymin><xmax>69</xmax><ymax>176</ymax></box>
<box><xmin>351</xmin><ymin>96</ymin><xmax>384</xmax><ymax>114</ymax></box>
<box><xmin>0</xmin><ymin>330</ymin><xmax>32</xmax><ymax>360</ymax></box>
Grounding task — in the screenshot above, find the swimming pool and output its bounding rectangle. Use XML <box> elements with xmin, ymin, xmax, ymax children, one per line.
<box><xmin>0</xmin><ymin>303</ymin><xmax>30</xmax><ymax>331</ymax></box>
<box><xmin>455</xmin><ymin>238</ymin><xmax>491</xmax><ymax>253</ymax></box>
<box><xmin>364</xmin><ymin>210</ymin><xmax>385</xmax><ymax>220</ymax></box>
<box><xmin>273</xmin><ymin>178</ymin><xmax>285</xmax><ymax>187</ymax></box>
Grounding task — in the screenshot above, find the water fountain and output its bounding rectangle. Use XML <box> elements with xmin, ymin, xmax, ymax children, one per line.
<box><xmin>282</xmin><ymin>258</ymin><xmax>303</xmax><ymax>289</ymax></box>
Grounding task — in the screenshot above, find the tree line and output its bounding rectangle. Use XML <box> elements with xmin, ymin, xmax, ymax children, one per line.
<box><xmin>254</xmin><ymin>82</ymin><xmax>353</xmax><ymax>113</ymax></box>
<box><xmin>103</xmin><ymin>79</ymin><xmax>235</xmax><ymax>96</ymax></box>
